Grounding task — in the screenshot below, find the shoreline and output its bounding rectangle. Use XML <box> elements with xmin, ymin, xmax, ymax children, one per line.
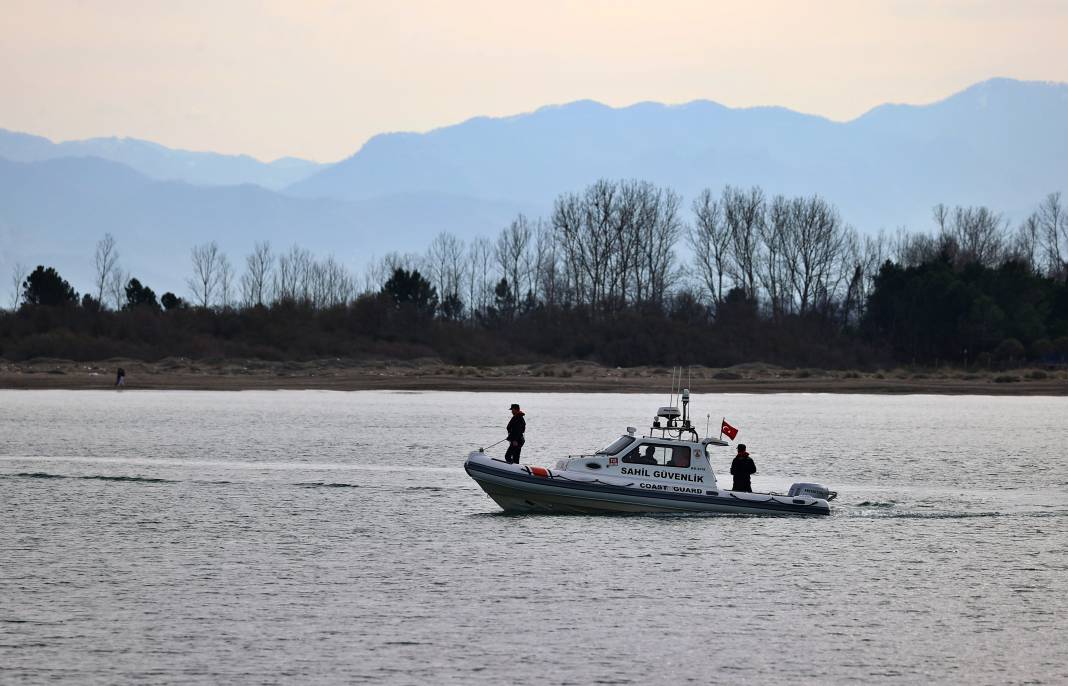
<box><xmin>2</xmin><ymin>358</ymin><xmax>1066</xmax><ymax>395</ymax></box>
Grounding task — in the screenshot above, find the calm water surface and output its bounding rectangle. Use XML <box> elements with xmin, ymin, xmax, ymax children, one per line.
<box><xmin>2</xmin><ymin>390</ymin><xmax>1067</xmax><ymax>685</ymax></box>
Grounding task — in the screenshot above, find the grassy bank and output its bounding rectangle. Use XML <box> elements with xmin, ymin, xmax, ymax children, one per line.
<box><xmin>2</xmin><ymin>358</ymin><xmax>1066</xmax><ymax>395</ymax></box>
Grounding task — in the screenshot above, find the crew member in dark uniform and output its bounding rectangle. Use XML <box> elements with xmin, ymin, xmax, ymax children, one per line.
<box><xmin>505</xmin><ymin>403</ymin><xmax>526</xmax><ymax>464</ymax></box>
<box><xmin>730</xmin><ymin>443</ymin><xmax>756</xmax><ymax>492</ymax></box>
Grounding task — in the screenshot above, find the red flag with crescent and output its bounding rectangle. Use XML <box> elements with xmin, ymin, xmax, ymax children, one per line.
<box><xmin>720</xmin><ymin>419</ymin><xmax>739</xmax><ymax>440</ymax></box>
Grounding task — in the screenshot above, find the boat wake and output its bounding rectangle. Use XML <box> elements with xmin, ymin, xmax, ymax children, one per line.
<box><xmin>296</xmin><ymin>481</ymin><xmax>361</xmax><ymax>488</ymax></box>
<box><xmin>5</xmin><ymin>471</ymin><xmax>177</xmax><ymax>484</ymax></box>
<box><xmin>841</xmin><ymin>508</ymin><xmax>1002</xmax><ymax>519</ymax></box>
<box><xmin>837</xmin><ymin>505</ymin><xmax>1068</xmax><ymax>520</ymax></box>
<box><xmin>0</xmin><ymin>455</ymin><xmax>460</xmax><ymax>473</ymax></box>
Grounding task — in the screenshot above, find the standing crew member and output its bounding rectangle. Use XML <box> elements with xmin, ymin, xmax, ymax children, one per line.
<box><xmin>730</xmin><ymin>443</ymin><xmax>756</xmax><ymax>492</ymax></box>
<box><xmin>505</xmin><ymin>403</ymin><xmax>526</xmax><ymax>464</ymax></box>
<box><xmin>115</xmin><ymin>367</ymin><xmax>126</xmax><ymax>387</ymax></box>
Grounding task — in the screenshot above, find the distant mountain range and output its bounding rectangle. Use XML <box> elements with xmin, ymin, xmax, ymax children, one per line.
<box><xmin>1</xmin><ymin>77</ymin><xmax>1066</xmax><ymax>300</ymax></box>
<box><xmin>0</xmin><ymin>156</ymin><xmax>533</xmax><ymax>299</ymax></box>
<box><xmin>0</xmin><ymin>128</ymin><xmax>324</xmax><ymax>189</ymax></box>
<box><xmin>289</xmin><ymin>77</ymin><xmax>1068</xmax><ymax>226</ymax></box>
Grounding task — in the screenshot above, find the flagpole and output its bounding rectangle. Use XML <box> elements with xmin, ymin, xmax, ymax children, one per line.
<box><xmin>718</xmin><ymin>416</ymin><xmax>724</xmax><ymax>441</ymax></box>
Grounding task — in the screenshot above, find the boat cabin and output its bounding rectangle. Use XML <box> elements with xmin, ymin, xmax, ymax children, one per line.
<box><xmin>554</xmin><ymin>390</ymin><xmax>730</xmax><ymax>492</ymax></box>
<box><xmin>555</xmin><ymin>434</ymin><xmax>724</xmax><ymax>490</ymax></box>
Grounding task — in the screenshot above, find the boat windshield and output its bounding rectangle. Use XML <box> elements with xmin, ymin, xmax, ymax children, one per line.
<box><xmin>596</xmin><ymin>436</ymin><xmax>636</xmax><ymax>455</ymax></box>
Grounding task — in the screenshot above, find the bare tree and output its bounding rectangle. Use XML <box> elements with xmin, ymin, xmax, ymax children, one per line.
<box><xmin>261</xmin><ymin>247</ymin><xmax>355</xmax><ymax>309</ymax></box>
<box><xmin>723</xmin><ymin>185</ymin><xmax>765</xmax><ymax>300</ymax></box>
<box><xmin>932</xmin><ymin>203</ymin><xmax>950</xmax><ymax>235</ymax></box>
<box><xmin>553</xmin><ymin>181</ymin><xmax>618</xmax><ymax>314</ymax></box>
<box><xmin>218</xmin><ymin>254</ymin><xmax>234</xmax><ymax>308</ymax></box>
<box><xmin>466</xmin><ymin>237</ymin><xmax>494</xmax><ymax>318</ymax></box>
<box><xmin>606</xmin><ymin>181</ymin><xmax>642</xmax><ymax>307</ymax></box>
<box><xmin>187</xmin><ymin>241</ymin><xmax>223</xmax><ymax>308</ymax></box>
<box><xmin>293</xmin><ymin>246</ymin><xmax>315</xmax><ymax>303</ymax></box>
<box><xmin>93</xmin><ymin>233</ymin><xmax>120</xmax><ymax>306</ymax></box>
<box><xmin>307</xmin><ymin>255</ymin><xmax>355</xmax><ymax>308</ymax></box>
<box><xmin>892</xmin><ymin>227</ymin><xmax>939</xmax><ymax>267</ymax></box>
<box><xmin>781</xmin><ymin>195</ymin><xmax>848</xmax><ymax>315</ymax></box>
<box><xmin>108</xmin><ymin>268</ymin><xmax>129</xmax><ymax>310</ymax></box>
<box><xmin>827</xmin><ymin>234</ymin><xmax>861</xmax><ymax>314</ymax></box>
<box><xmin>385</xmin><ymin>251</ymin><xmax>422</xmax><ymax>275</ymax></box>
<box><xmin>241</xmin><ymin>241</ymin><xmax>274</xmax><ymax>307</ymax></box>
<box><xmin>555</xmin><ymin>179</ymin><xmax>636</xmax><ymax>312</ymax></box>
<box><xmin>519</xmin><ymin>218</ymin><xmax>545</xmax><ymax>307</ymax></box>
<box><xmin>1039</xmin><ymin>192</ymin><xmax>1067</xmax><ymax>279</ymax></box>
<box><xmin>361</xmin><ymin>251</ymin><xmax>423</xmax><ymax>298</ymax></box>
<box><xmin>323</xmin><ymin>257</ymin><xmax>356</xmax><ymax>306</ymax></box>
<box><xmin>275</xmin><ymin>249</ymin><xmax>297</xmax><ymax>302</ymax></box>
<box><xmin>532</xmin><ymin>219</ymin><xmax>560</xmax><ymax>307</ymax></box>
<box><xmin>758</xmin><ymin>194</ymin><xmax>791</xmax><ymax>318</ymax></box>
<box><xmin>1010</xmin><ymin>213</ymin><xmax>1041</xmax><ymax>271</ymax></box>
<box><xmin>552</xmin><ymin>193</ymin><xmax>587</xmax><ymax>307</ymax></box>
<box><xmin>549</xmin><ymin>179</ymin><xmax>684</xmax><ymax>312</ymax></box>
<box><xmin>689</xmin><ymin>188</ymin><xmax>731</xmax><ymax>306</ymax></box>
<box><xmin>9</xmin><ymin>261</ymin><xmax>28</xmax><ymax>310</ymax></box>
<box><xmin>360</xmin><ymin>256</ymin><xmax>382</xmax><ymax>295</ymax></box>
<box><xmin>839</xmin><ymin>229</ymin><xmax>878</xmax><ymax>325</ymax></box>
<box><xmin>275</xmin><ymin>244</ymin><xmax>314</xmax><ymax>304</ymax></box>
<box><xmin>495</xmin><ymin>215</ymin><xmax>533</xmax><ymax>308</ymax></box>
<box><xmin>426</xmin><ymin>232</ymin><xmax>467</xmax><ymax>302</ymax></box>
<box><xmin>635</xmin><ymin>184</ymin><xmax>681</xmax><ymax>307</ymax></box>
<box><xmin>945</xmin><ymin>205</ymin><xmax>1005</xmax><ymax>267</ymax></box>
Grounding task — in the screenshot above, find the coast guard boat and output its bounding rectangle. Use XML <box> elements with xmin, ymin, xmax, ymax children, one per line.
<box><xmin>464</xmin><ymin>390</ymin><xmax>836</xmax><ymax>516</ymax></box>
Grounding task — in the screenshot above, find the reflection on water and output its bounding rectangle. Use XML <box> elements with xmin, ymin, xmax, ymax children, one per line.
<box><xmin>2</xmin><ymin>390</ymin><xmax>1067</xmax><ymax>685</ymax></box>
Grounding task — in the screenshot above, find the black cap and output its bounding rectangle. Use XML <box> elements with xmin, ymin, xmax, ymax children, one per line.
<box><xmin>510</xmin><ymin>403</ymin><xmax>521</xmax><ymax>410</ymax></box>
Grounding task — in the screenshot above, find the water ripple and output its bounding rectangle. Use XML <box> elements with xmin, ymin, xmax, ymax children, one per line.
<box><xmin>2</xmin><ymin>390</ymin><xmax>1067</xmax><ymax>685</ymax></box>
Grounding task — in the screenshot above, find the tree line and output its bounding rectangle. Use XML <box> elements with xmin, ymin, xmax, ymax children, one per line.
<box><xmin>3</xmin><ymin>181</ymin><xmax>1068</xmax><ymax>368</ymax></box>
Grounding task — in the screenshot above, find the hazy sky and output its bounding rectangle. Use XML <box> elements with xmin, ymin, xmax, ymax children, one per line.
<box><xmin>3</xmin><ymin>0</ymin><xmax>1067</xmax><ymax>162</ymax></box>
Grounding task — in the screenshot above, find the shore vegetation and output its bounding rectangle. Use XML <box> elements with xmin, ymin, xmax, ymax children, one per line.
<box><xmin>3</xmin><ymin>182</ymin><xmax>1068</xmax><ymax>378</ymax></box>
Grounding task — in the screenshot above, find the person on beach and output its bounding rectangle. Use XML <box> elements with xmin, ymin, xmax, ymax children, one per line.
<box><xmin>505</xmin><ymin>403</ymin><xmax>526</xmax><ymax>464</ymax></box>
<box><xmin>730</xmin><ymin>443</ymin><xmax>756</xmax><ymax>492</ymax></box>
<box><xmin>115</xmin><ymin>367</ymin><xmax>126</xmax><ymax>387</ymax></box>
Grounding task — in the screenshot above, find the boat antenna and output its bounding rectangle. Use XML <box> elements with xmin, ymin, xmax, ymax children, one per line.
<box><xmin>706</xmin><ymin>413</ymin><xmax>710</xmax><ymax>436</ymax></box>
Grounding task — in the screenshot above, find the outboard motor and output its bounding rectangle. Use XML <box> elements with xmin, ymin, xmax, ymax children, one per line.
<box><xmin>788</xmin><ymin>482</ymin><xmax>837</xmax><ymax>501</ymax></box>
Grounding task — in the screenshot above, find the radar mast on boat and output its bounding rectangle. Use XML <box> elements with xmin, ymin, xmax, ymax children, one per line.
<box><xmin>653</xmin><ymin>367</ymin><xmax>698</xmax><ymax>441</ymax></box>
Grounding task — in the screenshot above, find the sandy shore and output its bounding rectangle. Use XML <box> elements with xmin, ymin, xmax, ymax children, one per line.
<box><xmin>1</xmin><ymin>358</ymin><xmax>1066</xmax><ymax>395</ymax></box>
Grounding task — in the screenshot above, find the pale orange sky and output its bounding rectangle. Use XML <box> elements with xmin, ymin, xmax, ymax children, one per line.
<box><xmin>3</xmin><ymin>0</ymin><xmax>1067</xmax><ymax>162</ymax></box>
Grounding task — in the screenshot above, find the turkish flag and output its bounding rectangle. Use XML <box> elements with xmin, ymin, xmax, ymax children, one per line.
<box><xmin>720</xmin><ymin>419</ymin><xmax>739</xmax><ymax>440</ymax></box>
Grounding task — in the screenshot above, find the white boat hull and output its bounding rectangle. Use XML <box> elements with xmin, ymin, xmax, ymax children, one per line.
<box><xmin>464</xmin><ymin>453</ymin><xmax>830</xmax><ymax>516</ymax></box>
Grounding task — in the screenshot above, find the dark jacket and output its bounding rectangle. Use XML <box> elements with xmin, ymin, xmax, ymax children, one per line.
<box><xmin>507</xmin><ymin>412</ymin><xmax>526</xmax><ymax>444</ymax></box>
<box><xmin>730</xmin><ymin>452</ymin><xmax>756</xmax><ymax>484</ymax></box>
